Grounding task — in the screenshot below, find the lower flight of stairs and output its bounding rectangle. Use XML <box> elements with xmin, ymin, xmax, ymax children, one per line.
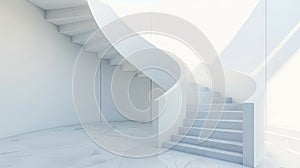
<box><xmin>162</xmin><ymin>86</ymin><xmax>244</xmax><ymax>164</ymax></box>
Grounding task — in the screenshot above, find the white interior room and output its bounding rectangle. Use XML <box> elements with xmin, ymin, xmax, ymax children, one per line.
<box><xmin>0</xmin><ymin>0</ymin><xmax>299</xmax><ymax>167</ymax></box>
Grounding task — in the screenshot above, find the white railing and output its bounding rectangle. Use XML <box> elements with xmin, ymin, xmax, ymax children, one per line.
<box><xmin>243</xmin><ymin>103</ymin><xmax>255</xmax><ymax>167</ymax></box>
<box><xmin>152</xmin><ymin>60</ymin><xmax>187</xmax><ymax>147</ymax></box>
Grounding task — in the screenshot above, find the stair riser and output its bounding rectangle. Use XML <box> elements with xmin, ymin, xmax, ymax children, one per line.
<box><xmin>122</xmin><ymin>64</ymin><xmax>137</xmax><ymax>72</ymax></box>
<box><xmin>187</xmin><ymin>86</ymin><xmax>209</xmax><ymax>93</ymax></box>
<box><xmin>188</xmin><ymin>104</ymin><xmax>243</xmax><ymax>112</ymax></box>
<box><xmin>28</xmin><ymin>0</ymin><xmax>88</xmax><ymax>10</ymax></box>
<box><xmin>136</xmin><ymin>72</ymin><xmax>147</xmax><ymax>78</ymax></box>
<box><xmin>46</xmin><ymin>6</ymin><xmax>92</xmax><ymax>25</ymax></box>
<box><xmin>122</xmin><ymin>68</ymin><xmax>137</xmax><ymax>72</ymax></box>
<box><xmin>137</xmin><ymin>75</ymin><xmax>147</xmax><ymax>78</ymax></box>
<box><xmin>109</xmin><ymin>55</ymin><xmax>126</xmax><ymax>65</ymax></box>
<box><xmin>186</xmin><ymin>112</ymin><xmax>243</xmax><ymax>120</ymax></box>
<box><xmin>98</xmin><ymin>51</ymin><xmax>119</xmax><ymax>60</ymax></box>
<box><xmin>59</xmin><ymin>20</ymin><xmax>98</xmax><ymax>36</ymax></box>
<box><xmin>48</xmin><ymin>16</ymin><xmax>92</xmax><ymax>25</ymax></box>
<box><xmin>183</xmin><ymin>120</ymin><xmax>243</xmax><ymax>130</ymax></box>
<box><xmin>171</xmin><ymin>136</ymin><xmax>243</xmax><ymax>153</ymax></box>
<box><xmin>72</xmin><ymin>31</ymin><xmax>94</xmax><ymax>45</ymax></box>
<box><xmin>188</xmin><ymin>92</ymin><xmax>220</xmax><ymax>99</ymax></box>
<box><xmin>163</xmin><ymin>143</ymin><xmax>242</xmax><ymax>164</ymax></box>
<box><xmin>179</xmin><ymin>128</ymin><xmax>243</xmax><ymax>142</ymax></box>
<box><xmin>85</xmin><ymin>43</ymin><xmax>109</xmax><ymax>53</ymax></box>
<box><xmin>188</xmin><ymin>97</ymin><xmax>233</xmax><ymax>104</ymax></box>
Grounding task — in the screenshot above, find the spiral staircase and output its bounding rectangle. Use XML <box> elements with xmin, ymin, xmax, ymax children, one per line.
<box><xmin>28</xmin><ymin>0</ymin><xmax>257</xmax><ymax>167</ymax></box>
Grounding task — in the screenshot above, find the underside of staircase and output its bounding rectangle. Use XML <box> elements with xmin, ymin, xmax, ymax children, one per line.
<box><xmin>29</xmin><ymin>0</ymin><xmax>140</xmax><ymax>74</ymax></box>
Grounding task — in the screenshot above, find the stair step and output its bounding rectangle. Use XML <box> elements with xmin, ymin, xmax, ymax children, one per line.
<box><xmin>109</xmin><ymin>56</ymin><xmax>126</xmax><ymax>66</ymax></box>
<box><xmin>28</xmin><ymin>0</ymin><xmax>87</xmax><ymax>10</ymax></box>
<box><xmin>183</xmin><ymin>119</ymin><xmax>243</xmax><ymax>130</ymax></box>
<box><xmin>162</xmin><ymin>141</ymin><xmax>243</xmax><ymax>164</ymax></box>
<box><xmin>98</xmin><ymin>49</ymin><xmax>120</xmax><ymax>60</ymax></box>
<box><xmin>187</xmin><ymin>104</ymin><xmax>243</xmax><ymax>112</ymax></box>
<box><xmin>186</xmin><ymin>84</ymin><xmax>233</xmax><ymax>103</ymax></box>
<box><xmin>186</xmin><ymin>111</ymin><xmax>243</xmax><ymax>120</ymax></box>
<box><xmin>72</xmin><ymin>31</ymin><xmax>95</xmax><ymax>45</ymax></box>
<box><xmin>136</xmin><ymin>72</ymin><xmax>148</xmax><ymax>78</ymax></box>
<box><xmin>187</xmin><ymin>83</ymin><xmax>209</xmax><ymax>92</ymax></box>
<box><xmin>73</xmin><ymin>30</ymin><xmax>105</xmax><ymax>46</ymax></box>
<box><xmin>85</xmin><ymin>31</ymin><xmax>105</xmax><ymax>44</ymax></box>
<box><xmin>188</xmin><ymin>97</ymin><xmax>233</xmax><ymax>104</ymax></box>
<box><xmin>179</xmin><ymin>127</ymin><xmax>243</xmax><ymax>142</ymax></box>
<box><xmin>59</xmin><ymin>20</ymin><xmax>98</xmax><ymax>36</ymax></box>
<box><xmin>46</xmin><ymin>6</ymin><xmax>92</xmax><ymax>25</ymax></box>
<box><xmin>84</xmin><ymin>38</ymin><xmax>109</xmax><ymax>53</ymax></box>
<box><xmin>122</xmin><ymin>62</ymin><xmax>138</xmax><ymax>72</ymax></box>
<box><xmin>171</xmin><ymin>135</ymin><xmax>243</xmax><ymax>153</ymax></box>
<box><xmin>188</xmin><ymin>92</ymin><xmax>221</xmax><ymax>99</ymax></box>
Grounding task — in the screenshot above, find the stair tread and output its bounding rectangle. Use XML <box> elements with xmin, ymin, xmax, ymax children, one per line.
<box><xmin>187</xmin><ymin>104</ymin><xmax>243</xmax><ymax>112</ymax></box>
<box><xmin>165</xmin><ymin>141</ymin><xmax>243</xmax><ymax>157</ymax></box>
<box><xmin>46</xmin><ymin>6</ymin><xmax>92</xmax><ymax>25</ymax></box>
<box><xmin>172</xmin><ymin>134</ymin><xmax>243</xmax><ymax>146</ymax></box>
<box><xmin>190</xmin><ymin>103</ymin><xmax>243</xmax><ymax>105</ymax></box>
<box><xmin>188</xmin><ymin>111</ymin><xmax>243</xmax><ymax>112</ymax></box>
<box><xmin>72</xmin><ymin>30</ymin><xmax>96</xmax><ymax>44</ymax></box>
<box><xmin>180</xmin><ymin>127</ymin><xmax>243</xmax><ymax>133</ymax></box>
<box><xmin>185</xmin><ymin>119</ymin><xmax>243</xmax><ymax>122</ymax></box>
<box><xmin>59</xmin><ymin>19</ymin><xmax>98</xmax><ymax>36</ymax></box>
<box><xmin>188</xmin><ymin>97</ymin><xmax>232</xmax><ymax>99</ymax></box>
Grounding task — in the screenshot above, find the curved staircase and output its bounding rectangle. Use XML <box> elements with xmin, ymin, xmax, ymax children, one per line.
<box><xmin>27</xmin><ymin>0</ymin><xmax>257</xmax><ymax>167</ymax></box>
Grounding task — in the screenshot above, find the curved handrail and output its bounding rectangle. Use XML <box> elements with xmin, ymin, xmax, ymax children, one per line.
<box><xmin>224</xmin><ymin>69</ymin><xmax>257</xmax><ymax>102</ymax></box>
<box><xmin>87</xmin><ymin>0</ymin><xmax>181</xmax><ymax>91</ymax></box>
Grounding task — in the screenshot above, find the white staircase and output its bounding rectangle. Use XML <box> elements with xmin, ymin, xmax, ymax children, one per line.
<box><xmin>27</xmin><ymin>0</ymin><xmax>255</xmax><ymax>166</ymax></box>
<box><xmin>28</xmin><ymin>0</ymin><xmax>147</xmax><ymax>79</ymax></box>
<box><xmin>162</xmin><ymin>84</ymin><xmax>245</xmax><ymax>164</ymax></box>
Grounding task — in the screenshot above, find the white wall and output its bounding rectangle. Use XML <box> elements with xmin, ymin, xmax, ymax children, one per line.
<box><xmin>267</xmin><ymin>49</ymin><xmax>300</xmax><ymax>129</ymax></box>
<box><xmin>101</xmin><ymin>60</ymin><xmax>127</xmax><ymax>121</ymax></box>
<box><xmin>0</xmin><ymin>0</ymin><xmax>81</xmax><ymax>138</ymax></box>
<box><xmin>266</xmin><ymin>0</ymin><xmax>300</xmax><ymax>129</ymax></box>
<box><xmin>100</xmin><ymin>60</ymin><xmax>152</xmax><ymax>122</ymax></box>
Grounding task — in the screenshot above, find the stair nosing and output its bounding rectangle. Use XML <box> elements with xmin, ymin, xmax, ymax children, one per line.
<box><xmin>171</xmin><ymin>134</ymin><xmax>243</xmax><ymax>146</ymax></box>
<box><xmin>165</xmin><ymin>141</ymin><xmax>243</xmax><ymax>157</ymax></box>
<box><xmin>187</xmin><ymin>111</ymin><xmax>243</xmax><ymax>113</ymax></box>
<box><xmin>180</xmin><ymin>127</ymin><xmax>243</xmax><ymax>133</ymax></box>
<box><xmin>188</xmin><ymin>103</ymin><xmax>243</xmax><ymax>105</ymax></box>
<box><xmin>184</xmin><ymin>119</ymin><xmax>243</xmax><ymax>123</ymax></box>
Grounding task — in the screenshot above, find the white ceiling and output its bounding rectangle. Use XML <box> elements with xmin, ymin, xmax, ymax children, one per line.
<box><xmin>106</xmin><ymin>0</ymin><xmax>259</xmax><ymax>54</ymax></box>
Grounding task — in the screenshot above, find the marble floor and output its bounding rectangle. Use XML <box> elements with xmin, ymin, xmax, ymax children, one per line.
<box><xmin>0</xmin><ymin>122</ymin><xmax>299</xmax><ymax>168</ymax></box>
